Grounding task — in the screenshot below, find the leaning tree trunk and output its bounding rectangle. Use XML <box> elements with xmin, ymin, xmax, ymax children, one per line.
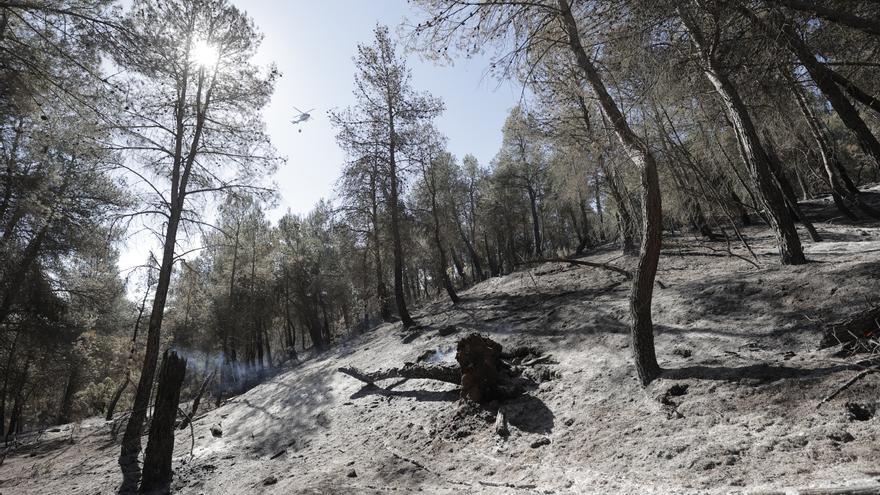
<box><xmin>139</xmin><ymin>350</ymin><xmax>187</xmax><ymax>495</ymax></box>
<box><xmin>680</xmin><ymin>8</ymin><xmax>806</xmax><ymax>265</ymax></box>
<box><xmin>559</xmin><ymin>0</ymin><xmax>661</xmax><ymax>385</ymax></box>
<box><xmin>742</xmin><ymin>7</ymin><xmax>880</xmax><ymax>171</ymax></box>
<box><xmin>761</xmin><ymin>132</ymin><xmax>822</xmax><ymax>242</ymax></box>
<box><xmin>770</xmin><ymin>0</ymin><xmax>880</xmax><ymax>37</ymax></box>
<box><xmin>179</xmin><ymin>370</ymin><xmax>214</xmax><ymax>431</ymax></box>
<box><xmin>788</xmin><ymin>72</ymin><xmax>880</xmax><ymax>220</ymax></box>
<box><xmin>106</xmin><ymin>376</ymin><xmax>130</xmax><ymax>421</ymax></box>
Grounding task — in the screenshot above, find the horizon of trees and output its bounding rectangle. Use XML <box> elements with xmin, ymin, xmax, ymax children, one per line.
<box><xmin>2</xmin><ymin>0</ymin><xmax>880</xmax><ymax>490</ymax></box>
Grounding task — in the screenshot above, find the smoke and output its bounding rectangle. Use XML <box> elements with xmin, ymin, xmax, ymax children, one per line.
<box><xmin>167</xmin><ymin>347</ymin><xmax>271</xmax><ymax>394</ymax></box>
<box><xmin>425</xmin><ymin>344</ymin><xmax>456</xmax><ymax>364</ymax></box>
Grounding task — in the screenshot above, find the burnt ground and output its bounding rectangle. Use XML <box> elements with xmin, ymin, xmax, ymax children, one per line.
<box><xmin>2</xmin><ymin>189</ymin><xmax>880</xmax><ymax>494</ymax></box>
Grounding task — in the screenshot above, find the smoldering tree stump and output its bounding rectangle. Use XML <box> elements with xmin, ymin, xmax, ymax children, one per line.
<box><xmin>456</xmin><ymin>333</ymin><xmax>503</xmax><ymax>402</ymax></box>
<box><xmin>140</xmin><ymin>350</ymin><xmax>187</xmax><ymax>495</ymax></box>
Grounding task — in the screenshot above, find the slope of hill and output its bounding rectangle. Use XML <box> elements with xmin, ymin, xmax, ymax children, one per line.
<box><xmin>2</xmin><ymin>192</ymin><xmax>880</xmax><ymax>494</ymax></box>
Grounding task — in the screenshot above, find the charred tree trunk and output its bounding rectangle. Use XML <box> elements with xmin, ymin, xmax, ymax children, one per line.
<box><xmin>369</xmin><ymin>172</ymin><xmax>392</xmax><ymax>322</ymax></box>
<box><xmin>119</xmin><ymin>208</ymin><xmax>182</xmax><ymax>494</ymax></box>
<box><xmin>560</xmin><ymin>0</ymin><xmax>662</xmax><ymax>385</ymax></box>
<box><xmin>106</xmin><ymin>376</ymin><xmax>130</xmax><ymax>421</ymax></box>
<box><xmin>456</xmin><ymin>334</ymin><xmax>503</xmax><ymax>402</ymax></box>
<box><xmin>139</xmin><ymin>350</ymin><xmax>187</xmax><ymax>495</ymax></box>
<box><xmin>483</xmin><ymin>235</ymin><xmax>499</xmax><ymax>277</ymax></box>
<box><xmin>56</xmin><ymin>361</ymin><xmax>80</xmax><ymax>424</ymax></box>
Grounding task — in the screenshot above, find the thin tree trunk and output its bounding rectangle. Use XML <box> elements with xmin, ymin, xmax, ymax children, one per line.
<box><xmin>762</xmin><ymin>130</ymin><xmax>822</xmax><ymax>242</ymax></box>
<box><xmin>426</xmin><ymin>162</ymin><xmax>459</xmax><ymax>304</ymax></box>
<box><xmin>559</xmin><ymin>0</ymin><xmax>661</xmax><ymax>385</ymax></box>
<box><xmin>179</xmin><ymin>370</ymin><xmax>214</xmax><ymax>430</ymax></box>
<box><xmin>388</xmin><ymin>108</ymin><xmax>414</xmax><ymax>328</ymax></box>
<box><xmin>788</xmin><ymin>72</ymin><xmax>880</xmax><ymax>219</ymax></box>
<box><xmin>56</xmin><ymin>361</ymin><xmax>80</xmax><ymax>424</ymax></box>
<box><xmin>526</xmin><ymin>184</ymin><xmax>543</xmax><ymax>258</ymax></box>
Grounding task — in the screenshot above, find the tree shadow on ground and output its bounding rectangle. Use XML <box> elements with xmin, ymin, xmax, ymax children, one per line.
<box><xmin>661</xmin><ymin>362</ymin><xmax>853</xmax><ymax>383</ymax></box>
<box><xmin>503</xmin><ymin>394</ymin><xmax>555</xmax><ymax>434</ymax></box>
<box><xmin>214</xmin><ymin>362</ymin><xmax>337</xmax><ymax>457</ymax></box>
<box><xmin>663</xmin><ymin>259</ymin><xmax>880</xmax><ymax>342</ymax></box>
<box><xmin>349</xmin><ymin>382</ymin><xmax>459</xmax><ymax>403</ymax></box>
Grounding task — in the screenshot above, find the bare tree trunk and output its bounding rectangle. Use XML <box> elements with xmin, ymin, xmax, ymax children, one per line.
<box><xmin>0</xmin><ymin>328</ymin><xmax>21</xmax><ymax>433</ymax></box>
<box><xmin>680</xmin><ymin>9</ymin><xmax>806</xmax><ymax>265</ymax></box>
<box><xmin>594</xmin><ymin>168</ymin><xmax>606</xmax><ymax>241</ymax></box>
<box><xmin>139</xmin><ymin>350</ymin><xmax>187</xmax><ymax>495</ymax></box>
<box><xmin>388</xmin><ymin>109</ymin><xmax>414</xmax><ymax>328</ymax></box>
<box><xmin>426</xmin><ymin>162</ymin><xmax>460</xmax><ymax>304</ymax></box>
<box><xmin>559</xmin><ymin>0</ymin><xmax>661</xmax><ymax>385</ymax></box>
<box><xmin>119</xmin><ymin>210</ymin><xmax>182</xmax><ymax>493</ymax></box>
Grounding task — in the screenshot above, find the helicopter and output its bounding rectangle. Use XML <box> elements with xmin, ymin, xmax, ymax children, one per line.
<box><xmin>291</xmin><ymin>106</ymin><xmax>315</xmax><ymax>125</ymax></box>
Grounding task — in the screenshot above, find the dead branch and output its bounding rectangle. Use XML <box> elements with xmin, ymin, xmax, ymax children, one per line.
<box><xmin>816</xmin><ymin>365</ymin><xmax>879</xmax><ymax>409</ymax></box>
<box><xmin>337</xmin><ymin>363</ymin><xmax>461</xmax><ymax>386</ymax></box>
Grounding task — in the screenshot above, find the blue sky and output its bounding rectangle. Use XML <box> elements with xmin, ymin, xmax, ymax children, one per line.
<box><xmin>118</xmin><ymin>1</ymin><xmax>522</xmax><ymax>278</ymax></box>
<box><xmin>234</xmin><ymin>0</ymin><xmax>523</xmax><ymax>218</ymax></box>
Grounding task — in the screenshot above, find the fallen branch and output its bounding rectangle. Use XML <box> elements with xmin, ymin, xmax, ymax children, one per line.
<box><xmin>816</xmin><ymin>365</ymin><xmax>880</xmax><ymax>409</ymax></box>
<box><xmin>478</xmin><ymin>480</ymin><xmax>538</xmax><ymax>490</ymax></box>
<box><xmin>521</xmin><ymin>354</ymin><xmax>552</xmax><ymax>367</ymax></box>
<box><xmin>337</xmin><ymin>362</ymin><xmax>461</xmax><ymax>386</ymax></box>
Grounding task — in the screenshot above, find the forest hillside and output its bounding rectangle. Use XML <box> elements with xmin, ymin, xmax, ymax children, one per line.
<box><xmin>3</xmin><ymin>1</ymin><xmax>880</xmax><ymax>493</ymax></box>
<box><xmin>3</xmin><ymin>188</ymin><xmax>880</xmax><ymax>494</ymax></box>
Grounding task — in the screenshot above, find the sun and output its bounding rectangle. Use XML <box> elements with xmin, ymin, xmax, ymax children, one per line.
<box><xmin>191</xmin><ymin>39</ymin><xmax>219</xmax><ymax>68</ymax></box>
